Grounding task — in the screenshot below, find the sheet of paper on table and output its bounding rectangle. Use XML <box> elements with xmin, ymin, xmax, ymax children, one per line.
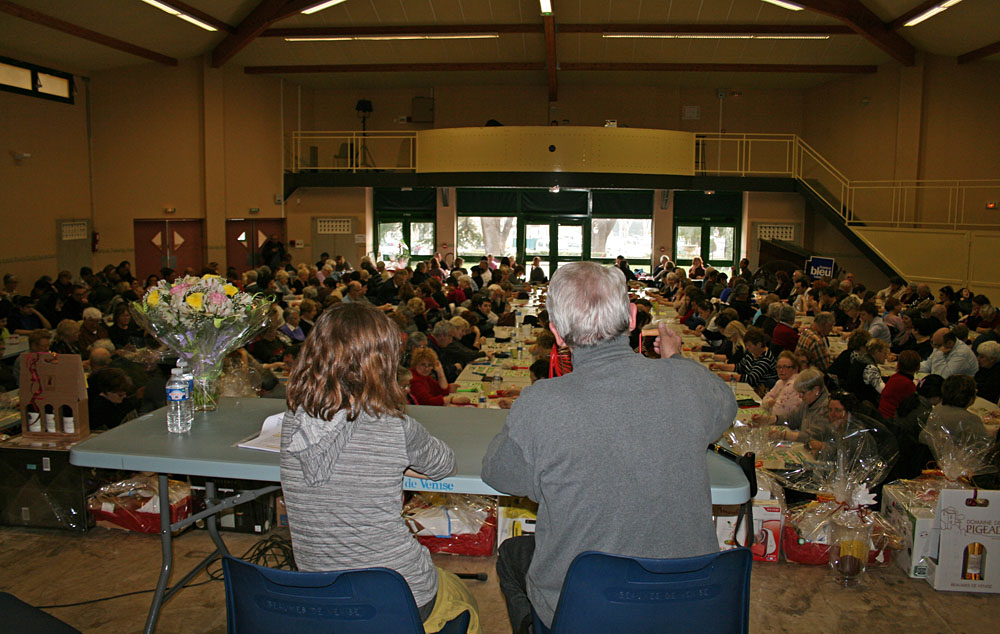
<box><xmin>236</xmin><ymin>412</ymin><xmax>284</xmax><ymax>453</ymax></box>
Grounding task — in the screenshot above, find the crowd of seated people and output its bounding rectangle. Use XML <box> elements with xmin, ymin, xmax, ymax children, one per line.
<box><xmin>636</xmin><ymin>260</ymin><xmax>999</xmax><ymax>486</ymax></box>
<box><xmin>2</xmin><ymin>255</ymin><xmax>997</xmax><ymax>467</ymax></box>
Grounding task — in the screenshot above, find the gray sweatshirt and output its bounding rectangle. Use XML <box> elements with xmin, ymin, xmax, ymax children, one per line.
<box><xmin>481</xmin><ymin>334</ymin><xmax>736</xmax><ymax>627</ymax></box>
<box><xmin>280</xmin><ymin>407</ymin><xmax>455</xmax><ymax>608</ymax></box>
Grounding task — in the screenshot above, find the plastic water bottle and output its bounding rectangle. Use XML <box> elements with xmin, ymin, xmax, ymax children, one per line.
<box><xmin>166</xmin><ymin>368</ymin><xmax>193</xmax><ymax>433</ymax></box>
<box><xmin>177</xmin><ymin>359</ymin><xmax>194</xmax><ymax>393</ymax></box>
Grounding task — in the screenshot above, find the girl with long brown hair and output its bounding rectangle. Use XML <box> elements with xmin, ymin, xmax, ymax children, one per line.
<box><xmin>280</xmin><ymin>302</ymin><xmax>479</xmax><ymax>631</ymax></box>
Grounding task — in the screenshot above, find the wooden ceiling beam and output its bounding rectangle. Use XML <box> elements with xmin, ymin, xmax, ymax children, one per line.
<box><xmin>0</xmin><ymin>0</ymin><xmax>177</xmax><ymax>66</ymax></box>
<box><xmin>561</xmin><ymin>62</ymin><xmax>877</xmax><ymax>74</ymax></box>
<box><xmin>544</xmin><ymin>15</ymin><xmax>557</xmax><ymax>101</ymax></box>
<box><xmin>561</xmin><ymin>23</ymin><xmax>855</xmax><ymax>35</ymax></box>
<box><xmin>244</xmin><ymin>62</ymin><xmax>546</xmax><ymax>74</ymax></box>
<box><xmin>958</xmin><ymin>39</ymin><xmax>1000</xmax><ymax>64</ymax></box>
<box><xmin>212</xmin><ymin>0</ymin><xmax>317</xmax><ymax>68</ymax></box>
<box><xmin>262</xmin><ymin>23</ymin><xmax>856</xmax><ymax>38</ymax></box>
<box><xmin>243</xmin><ymin>62</ymin><xmax>874</xmax><ymax>75</ymax></box>
<box><xmin>263</xmin><ymin>24</ymin><xmax>543</xmax><ymax>37</ymax></box>
<box><xmin>888</xmin><ymin>0</ymin><xmax>941</xmax><ymax>30</ymax></box>
<box><xmin>792</xmin><ymin>0</ymin><xmax>916</xmax><ymax>65</ymax></box>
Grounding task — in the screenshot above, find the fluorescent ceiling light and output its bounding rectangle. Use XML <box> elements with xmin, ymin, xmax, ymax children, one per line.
<box><xmin>285</xmin><ymin>33</ymin><xmax>500</xmax><ymax>42</ymax></box>
<box><xmin>904</xmin><ymin>0</ymin><xmax>963</xmax><ymax>27</ymax></box>
<box><xmin>602</xmin><ymin>33</ymin><xmax>828</xmax><ymax>40</ymax></box>
<box><xmin>177</xmin><ymin>14</ymin><xmax>217</xmax><ymax>32</ymax></box>
<box><xmin>141</xmin><ymin>0</ymin><xmax>179</xmax><ymax>15</ymax></box>
<box><xmin>141</xmin><ymin>0</ymin><xmax>217</xmax><ymax>31</ymax></box>
<box><xmin>761</xmin><ymin>0</ymin><xmax>804</xmax><ymax>10</ymax></box>
<box><xmin>539</xmin><ymin>0</ymin><xmax>553</xmax><ymax>15</ymax></box>
<box><xmin>302</xmin><ymin>0</ymin><xmax>349</xmax><ymax>14</ymax></box>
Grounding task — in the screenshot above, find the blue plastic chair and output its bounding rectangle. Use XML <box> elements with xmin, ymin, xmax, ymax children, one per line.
<box><xmin>221</xmin><ymin>555</ymin><xmax>470</xmax><ymax>634</ymax></box>
<box><xmin>534</xmin><ymin>548</ymin><xmax>752</xmax><ymax>634</ymax></box>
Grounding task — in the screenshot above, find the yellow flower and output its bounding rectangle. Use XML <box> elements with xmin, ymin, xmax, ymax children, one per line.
<box><xmin>202</xmin><ymin>273</ymin><xmax>222</xmax><ymax>281</ymax></box>
<box><xmin>147</xmin><ymin>290</ymin><xmax>160</xmax><ymax>306</ymax></box>
<box><xmin>186</xmin><ymin>292</ymin><xmax>204</xmax><ymax>310</ymax></box>
<box><xmin>223</xmin><ymin>284</ymin><xmax>238</xmax><ymax>297</ymax></box>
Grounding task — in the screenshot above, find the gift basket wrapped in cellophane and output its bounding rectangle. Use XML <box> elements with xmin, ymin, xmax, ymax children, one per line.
<box><xmin>730</xmin><ymin>414</ymin><xmax>903</xmax><ymax>583</ymax></box>
<box><xmin>881</xmin><ymin>410</ymin><xmax>998</xmax><ymax>573</ymax></box>
<box><xmin>403</xmin><ymin>493</ymin><xmax>497</xmax><ymax>557</ymax></box>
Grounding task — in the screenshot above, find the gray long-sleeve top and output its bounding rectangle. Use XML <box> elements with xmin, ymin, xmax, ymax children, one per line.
<box><xmin>481</xmin><ymin>334</ymin><xmax>736</xmax><ymax>628</ymax></box>
<box><xmin>280</xmin><ymin>407</ymin><xmax>455</xmax><ymax>609</ymax></box>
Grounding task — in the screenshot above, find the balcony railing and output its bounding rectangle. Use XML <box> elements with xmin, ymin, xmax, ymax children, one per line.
<box><xmin>289</xmin><ymin>131</ymin><xmax>417</xmax><ymax>173</ymax></box>
<box><xmin>286</xmin><ymin>129</ymin><xmax>1000</xmax><ymax>230</ymax></box>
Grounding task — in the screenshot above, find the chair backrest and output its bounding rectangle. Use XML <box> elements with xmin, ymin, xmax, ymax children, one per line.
<box><xmin>545</xmin><ymin>548</ymin><xmax>751</xmax><ymax>634</ymax></box>
<box><xmin>222</xmin><ymin>555</ymin><xmax>426</xmax><ymax>634</ymax></box>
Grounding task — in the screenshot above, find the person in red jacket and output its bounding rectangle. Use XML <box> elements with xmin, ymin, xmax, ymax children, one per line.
<box><xmin>879</xmin><ymin>350</ymin><xmax>921</xmax><ymax>419</ymax></box>
<box><xmin>408</xmin><ymin>347</ymin><xmax>467</xmax><ymax>406</ymax></box>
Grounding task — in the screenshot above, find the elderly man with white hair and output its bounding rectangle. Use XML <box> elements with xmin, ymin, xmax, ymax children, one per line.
<box><xmin>77</xmin><ymin>306</ymin><xmax>109</xmax><ymax>355</ymax></box>
<box><xmin>975</xmin><ymin>340</ymin><xmax>1000</xmax><ymax>404</ymax></box>
<box><xmin>482</xmin><ymin>261</ymin><xmax>736</xmax><ymax>634</ymax></box>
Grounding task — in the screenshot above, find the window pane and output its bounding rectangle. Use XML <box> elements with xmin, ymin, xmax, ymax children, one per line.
<box><xmin>457</xmin><ymin>216</ymin><xmax>518</xmax><ymax>258</ymax></box>
<box><xmin>0</xmin><ymin>62</ymin><xmax>31</xmax><ymax>90</ymax></box>
<box><xmin>709</xmin><ymin>226</ymin><xmax>735</xmax><ymax>262</ymax></box>
<box><xmin>377</xmin><ymin>222</ymin><xmax>405</xmax><ymax>262</ymax></box>
<box><xmin>675</xmin><ymin>226</ymin><xmax>703</xmax><ymax>261</ymax></box>
<box><xmin>525</xmin><ymin>224</ymin><xmax>549</xmax><ymax>255</ymax></box>
<box><xmin>410</xmin><ymin>222</ymin><xmax>435</xmax><ymax>256</ymax></box>
<box><xmin>557</xmin><ymin>225</ymin><xmax>583</xmax><ymax>257</ymax></box>
<box><xmin>591</xmin><ymin>218</ymin><xmax>652</xmax><ymax>260</ymax></box>
<box><xmin>37</xmin><ymin>73</ymin><xmax>69</xmax><ymax>98</ymax></box>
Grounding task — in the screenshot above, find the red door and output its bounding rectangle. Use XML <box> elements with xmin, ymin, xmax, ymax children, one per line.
<box><xmin>133</xmin><ymin>220</ymin><xmax>205</xmax><ymax>280</ymax></box>
<box><xmin>225</xmin><ymin>219</ymin><xmax>286</xmax><ymax>274</ymax></box>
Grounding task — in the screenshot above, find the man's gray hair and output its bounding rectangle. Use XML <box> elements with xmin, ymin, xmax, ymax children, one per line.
<box><xmin>794</xmin><ymin>367</ymin><xmax>825</xmax><ymax>393</ymax></box>
<box><xmin>89</xmin><ymin>339</ymin><xmax>116</xmax><ymax>354</ymax></box>
<box><xmin>813</xmin><ymin>312</ymin><xmax>835</xmax><ymax>327</ymax></box>
<box><xmin>978</xmin><ymin>340</ymin><xmax>1000</xmax><ymax>361</ymax></box>
<box><xmin>431</xmin><ymin>320</ymin><xmax>453</xmax><ymax>339</ymax></box>
<box><xmin>778</xmin><ymin>304</ymin><xmax>796</xmax><ymax>324</ymax></box>
<box><xmin>83</xmin><ymin>307</ymin><xmax>102</xmax><ymax>320</ymax></box>
<box><xmin>547</xmin><ymin>262</ymin><xmax>630</xmax><ymax>348</ymax></box>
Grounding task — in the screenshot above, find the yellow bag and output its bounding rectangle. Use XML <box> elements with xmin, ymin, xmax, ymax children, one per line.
<box><xmin>423</xmin><ymin>567</ymin><xmax>481</xmax><ymax>634</ymax></box>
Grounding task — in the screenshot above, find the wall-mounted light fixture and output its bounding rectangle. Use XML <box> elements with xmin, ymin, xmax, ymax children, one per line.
<box><xmin>11</xmin><ymin>151</ymin><xmax>31</xmax><ymax>162</ymax></box>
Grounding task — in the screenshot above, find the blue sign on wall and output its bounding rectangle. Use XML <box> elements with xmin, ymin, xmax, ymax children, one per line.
<box><xmin>807</xmin><ymin>256</ymin><xmax>836</xmax><ymax>279</ymax></box>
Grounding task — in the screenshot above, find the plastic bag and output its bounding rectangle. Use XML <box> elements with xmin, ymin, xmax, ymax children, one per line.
<box><xmin>919</xmin><ymin>409</ymin><xmax>997</xmax><ymax>484</ymax></box>
<box><xmin>87</xmin><ymin>473</ymin><xmax>190</xmax><ymax>534</ymax></box>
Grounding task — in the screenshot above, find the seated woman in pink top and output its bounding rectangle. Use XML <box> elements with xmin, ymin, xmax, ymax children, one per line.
<box><xmin>757</xmin><ymin>351</ymin><xmax>803</xmax><ymax>424</ymax></box>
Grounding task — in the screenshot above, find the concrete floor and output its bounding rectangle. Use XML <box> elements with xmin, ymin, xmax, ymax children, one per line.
<box><xmin>1</xmin><ymin>526</ymin><xmax>998</xmax><ymax>633</ymax></box>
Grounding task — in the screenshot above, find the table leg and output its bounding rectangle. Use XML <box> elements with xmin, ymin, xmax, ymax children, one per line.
<box><xmin>204</xmin><ymin>480</ymin><xmax>231</xmax><ymax>557</ymax></box>
<box><xmin>143</xmin><ymin>473</ymin><xmax>174</xmax><ymax>634</ymax></box>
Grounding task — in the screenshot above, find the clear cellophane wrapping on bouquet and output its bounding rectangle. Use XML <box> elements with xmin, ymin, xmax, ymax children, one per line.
<box><xmin>918</xmin><ymin>410</ymin><xmax>998</xmax><ymax>486</ymax></box>
<box><xmin>403</xmin><ymin>493</ymin><xmax>497</xmax><ymax>556</ymax></box>
<box><xmin>218</xmin><ymin>354</ymin><xmax>264</xmax><ymax>397</ymax></box>
<box><xmin>87</xmin><ymin>474</ymin><xmax>191</xmax><ymax>534</ymax></box>
<box><xmin>753</xmin><ymin>413</ymin><xmax>904</xmax><ymax>571</ymax></box>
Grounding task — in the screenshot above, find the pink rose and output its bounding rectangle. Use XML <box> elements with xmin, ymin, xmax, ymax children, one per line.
<box><xmin>209</xmin><ymin>292</ymin><xmax>225</xmax><ymax>305</ymax></box>
<box><xmin>169</xmin><ymin>284</ymin><xmax>189</xmax><ymax>295</ymax></box>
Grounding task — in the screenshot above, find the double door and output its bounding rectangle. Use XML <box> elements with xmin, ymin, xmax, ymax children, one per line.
<box><xmin>133</xmin><ymin>219</ymin><xmax>204</xmax><ymax>280</ymax></box>
<box><xmin>523</xmin><ymin>219</ymin><xmax>586</xmax><ymax>280</ymax></box>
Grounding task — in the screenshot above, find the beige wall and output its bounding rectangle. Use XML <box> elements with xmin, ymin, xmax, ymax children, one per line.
<box><xmin>744</xmin><ymin>192</ymin><xmax>806</xmax><ymax>270</ymax></box>
<box><xmin>4</xmin><ymin>52</ymin><xmax>996</xmax><ymax>292</ymax></box>
<box><xmin>0</xmin><ymin>83</ymin><xmax>91</xmax><ymax>283</ymax></box>
<box><xmin>284</xmin><ymin>188</ymin><xmax>368</xmax><ymax>266</ymax></box>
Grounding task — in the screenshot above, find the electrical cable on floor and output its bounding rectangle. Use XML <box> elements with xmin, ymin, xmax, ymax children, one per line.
<box><xmin>37</xmin><ymin>533</ymin><xmax>297</xmax><ymax>609</ymax></box>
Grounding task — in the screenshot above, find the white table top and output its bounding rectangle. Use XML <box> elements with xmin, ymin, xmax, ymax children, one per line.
<box><xmin>70</xmin><ymin>398</ymin><xmax>751</xmax><ymax>504</ymax></box>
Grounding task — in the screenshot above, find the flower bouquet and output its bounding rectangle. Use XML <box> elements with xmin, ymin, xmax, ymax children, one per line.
<box><xmin>130</xmin><ymin>275</ymin><xmax>270</xmax><ymax>411</ymax></box>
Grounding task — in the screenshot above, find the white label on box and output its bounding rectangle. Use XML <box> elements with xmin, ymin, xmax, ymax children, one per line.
<box><xmin>101</xmin><ymin>502</ymin><xmax>116</xmax><ymax>514</ymax></box>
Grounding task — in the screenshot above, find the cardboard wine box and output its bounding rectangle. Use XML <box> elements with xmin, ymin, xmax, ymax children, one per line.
<box><xmin>925</xmin><ymin>489</ymin><xmax>1000</xmax><ymax>594</ymax></box>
